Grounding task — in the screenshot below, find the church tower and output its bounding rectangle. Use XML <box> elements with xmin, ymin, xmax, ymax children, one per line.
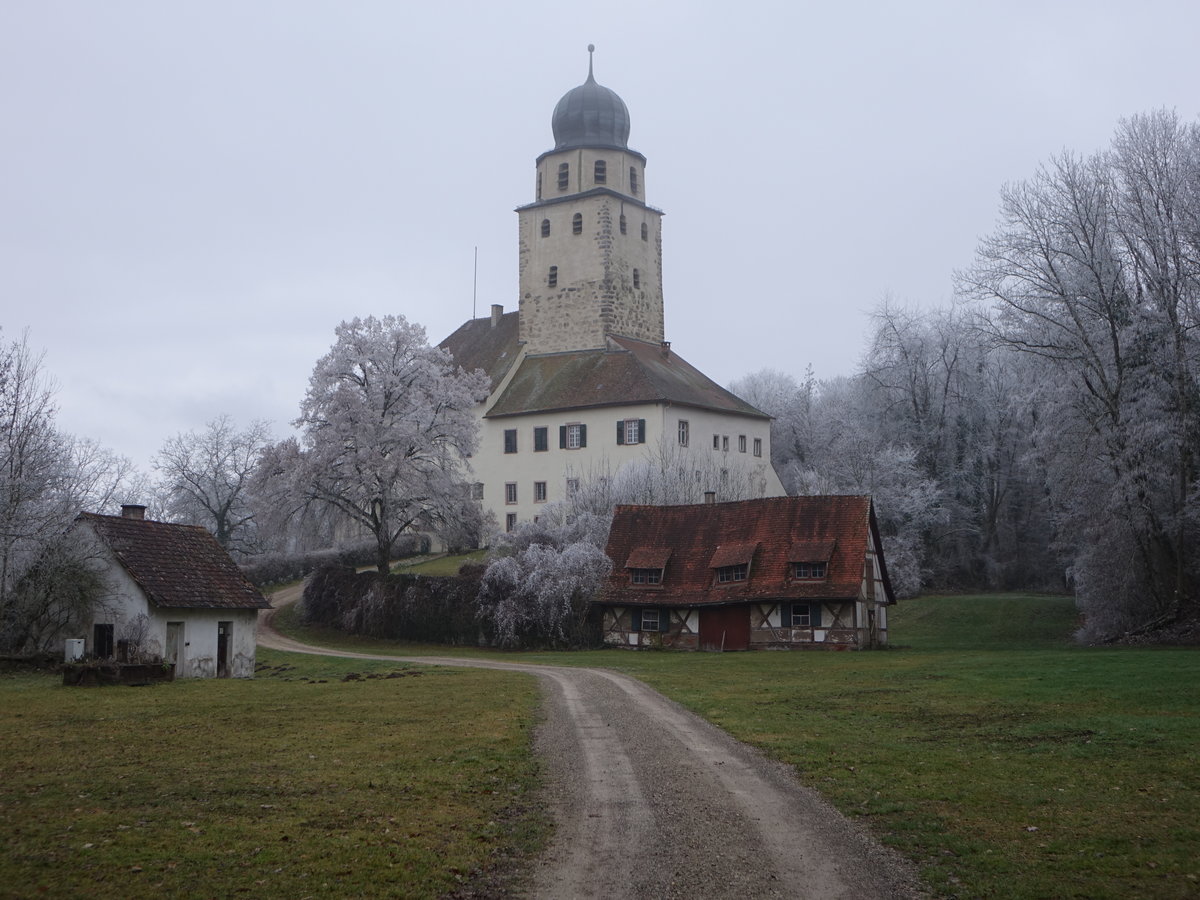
<box><xmin>516</xmin><ymin>46</ymin><xmax>665</xmax><ymax>354</ymax></box>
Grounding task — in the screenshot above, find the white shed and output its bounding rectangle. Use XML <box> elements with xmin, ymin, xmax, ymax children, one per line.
<box><xmin>74</xmin><ymin>505</ymin><xmax>271</xmax><ymax>678</ymax></box>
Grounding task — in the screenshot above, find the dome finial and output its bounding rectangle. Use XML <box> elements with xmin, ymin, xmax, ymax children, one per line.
<box><xmin>587</xmin><ymin>44</ymin><xmax>595</xmax><ymax>81</ymax></box>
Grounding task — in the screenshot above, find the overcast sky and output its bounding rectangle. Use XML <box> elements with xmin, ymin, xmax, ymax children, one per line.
<box><xmin>3</xmin><ymin>0</ymin><xmax>1198</xmax><ymax>472</ymax></box>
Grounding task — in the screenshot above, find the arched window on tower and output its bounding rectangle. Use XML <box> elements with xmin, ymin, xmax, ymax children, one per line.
<box><xmin>594</xmin><ymin>160</ymin><xmax>606</xmax><ymax>184</ymax></box>
<box><xmin>641</xmin><ymin>222</ymin><xmax>649</xmax><ymax>241</ymax></box>
<box><xmin>572</xmin><ymin>213</ymin><xmax>583</xmax><ymax>235</ymax></box>
<box><xmin>548</xmin><ymin>266</ymin><xmax>558</xmax><ymax>287</ymax></box>
<box><xmin>633</xmin><ymin>269</ymin><xmax>640</xmax><ymax>289</ymax></box>
<box><xmin>541</xmin><ymin>219</ymin><xmax>550</xmax><ymax>237</ymax></box>
<box><xmin>629</xmin><ymin>167</ymin><xmax>639</xmax><ymax>195</ymax></box>
<box><xmin>620</xmin><ymin>214</ymin><xmax>627</xmax><ymax>235</ymax></box>
<box><xmin>558</xmin><ymin>163</ymin><xmax>569</xmax><ymax>191</ymax></box>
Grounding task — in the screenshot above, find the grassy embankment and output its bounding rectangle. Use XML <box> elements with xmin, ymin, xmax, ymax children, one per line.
<box><xmin>0</xmin><ymin>650</ymin><xmax>545</xmax><ymax>899</ymax></box>
<box><xmin>274</xmin><ymin>568</ymin><xmax>1200</xmax><ymax>900</ymax></box>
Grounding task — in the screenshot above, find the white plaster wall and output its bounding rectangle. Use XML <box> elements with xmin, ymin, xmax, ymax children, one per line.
<box><xmin>469</xmin><ymin>402</ymin><xmax>784</xmax><ymax>531</ymax></box>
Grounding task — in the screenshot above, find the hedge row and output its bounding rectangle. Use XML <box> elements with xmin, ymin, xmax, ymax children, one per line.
<box><xmin>239</xmin><ymin>535</ymin><xmax>430</xmax><ymax>588</ymax></box>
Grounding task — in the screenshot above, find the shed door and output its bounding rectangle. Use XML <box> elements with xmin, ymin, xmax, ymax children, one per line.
<box><xmin>698</xmin><ymin>606</ymin><xmax>750</xmax><ymax>651</ymax></box>
<box><xmin>165</xmin><ymin>622</ymin><xmax>184</xmax><ymax>668</ymax></box>
<box><xmin>217</xmin><ymin>621</ymin><xmax>232</xmax><ymax>677</ymax></box>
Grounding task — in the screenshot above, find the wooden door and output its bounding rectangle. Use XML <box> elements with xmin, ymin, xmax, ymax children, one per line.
<box><xmin>698</xmin><ymin>606</ymin><xmax>750</xmax><ymax>651</ymax></box>
<box><xmin>165</xmin><ymin>622</ymin><xmax>183</xmax><ymax>670</ymax></box>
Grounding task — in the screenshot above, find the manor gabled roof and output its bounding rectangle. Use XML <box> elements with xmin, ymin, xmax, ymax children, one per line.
<box><xmin>600</xmin><ymin>495</ymin><xmax>895</xmax><ymax>608</ymax></box>
<box><xmin>485</xmin><ymin>336</ymin><xmax>769</xmax><ymax>419</ymax></box>
<box><xmin>77</xmin><ymin>513</ymin><xmax>270</xmax><ymax>610</ymax></box>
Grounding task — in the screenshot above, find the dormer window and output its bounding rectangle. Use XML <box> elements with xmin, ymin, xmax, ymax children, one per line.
<box><xmin>709</xmin><ymin>542</ymin><xmax>757</xmax><ymax>585</ymax></box>
<box><xmin>541</xmin><ymin>218</ymin><xmax>550</xmax><ymax>237</ymax></box>
<box><xmin>573</xmin><ymin>212</ymin><xmax>583</xmax><ymax>234</ymax></box>
<box><xmin>630</xmin><ymin>568</ymin><xmax>662</xmax><ymax>585</ymax></box>
<box><xmin>594</xmin><ymin>160</ymin><xmax>606</xmax><ymax>183</ymax></box>
<box><xmin>558</xmin><ymin>162</ymin><xmax>569</xmax><ymax>191</ymax></box>
<box><xmin>716</xmin><ymin>564</ymin><xmax>748</xmax><ymax>583</ymax></box>
<box><xmin>625</xmin><ymin>548</ymin><xmax>671</xmax><ymax>588</ymax></box>
<box><xmin>789</xmin><ymin>542</ymin><xmax>835</xmax><ymax>581</ymax></box>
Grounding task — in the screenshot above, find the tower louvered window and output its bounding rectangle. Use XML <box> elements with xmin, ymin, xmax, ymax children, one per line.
<box><xmin>594</xmin><ymin>160</ymin><xmax>606</xmax><ymax>183</ymax></box>
<box><xmin>633</xmin><ymin>269</ymin><xmax>640</xmax><ymax>289</ymax></box>
<box><xmin>620</xmin><ymin>214</ymin><xmax>627</xmax><ymax>234</ymax></box>
<box><xmin>629</xmin><ymin>167</ymin><xmax>638</xmax><ymax>195</ymax></box>
<box><xmin>558</xmin><ymin>162</ymin><xmax>569</xmax><ymax>191</ymax></box>
<box><xmin>541</xmin><ymin>218</ymin><xmax>550</xmax><ymax>237</ymax></box>
<box><xmin>641</xmin><ymin>222</ymin><xmax>649</xmax><ymax>241</ymax></box>
<box><xmin>548</xmin><ymin>266</ymin><xmax>558</xmax><ymax>287</ymax></box>
<box><xmin>573</xmin><ymin>213</ymin><xmax>583</xmax><ymax>235</ymax></box>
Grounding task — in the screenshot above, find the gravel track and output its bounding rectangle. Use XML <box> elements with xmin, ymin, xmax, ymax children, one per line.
<box><xmin>259</xmin><ymin>588</ymin><xmax>924</xmax><ymax>899</ymax></box>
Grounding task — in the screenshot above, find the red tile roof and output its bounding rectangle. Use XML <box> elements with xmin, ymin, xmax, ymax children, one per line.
<box><xmin>600</xmin><ymin>496</ymin><xmax>895</xmax><ymax>608</ymax></box>
<box><xmin>78</xmin><ymin>513</ymin><xmax>271</xmax><ymax>610</ymax></box>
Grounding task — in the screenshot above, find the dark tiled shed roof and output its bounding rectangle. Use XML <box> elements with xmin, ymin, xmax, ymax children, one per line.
<box><xmin>600</xmin><ymin>496</ymin><xmax>895</xmax><ymax>608</ymax></box>
<box><xmin>486</xmin><ymin>336</ymin><xmax>769</xmax><ymax>419</ymax></box>
<box><xmin>78</xmin><ymin>513</ymin><xmax>271</xmax><ymax>610</ymax></box>
<box><xmin>438</xmin><ymin>311</ymin><xmax>521</xmax><ymax>392</ymax></box>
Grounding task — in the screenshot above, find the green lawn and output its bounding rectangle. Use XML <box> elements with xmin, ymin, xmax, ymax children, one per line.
<box><xmin>0</xmin><ymin>653</ymin><xmax>546</xmax><ymax>900</ymax></box>
<box><xmin>274</xmin><ymin>591</ymin><xmax>1200</xmax><ymax>899</ymax></box>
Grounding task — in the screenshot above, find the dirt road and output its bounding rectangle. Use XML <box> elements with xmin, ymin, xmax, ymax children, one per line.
<box><xmin>259</xmin><ymin>588</ymin><xmax>923</xmax><ymax>899</ymax></box>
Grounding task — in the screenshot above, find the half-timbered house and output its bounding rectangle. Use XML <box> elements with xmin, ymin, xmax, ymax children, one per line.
<box><xmin>598</xmin><ymin>496</ymin><xmax>895</xmax><ymax>650</ymax></box>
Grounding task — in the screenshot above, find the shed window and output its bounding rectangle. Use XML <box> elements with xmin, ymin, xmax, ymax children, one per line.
<box><xmin>548</xmin><ymin>266</ymin><xmax>557</xmax><ymax>287</ymax></box>
<box><xmin>629</xmin><ymin>167</ymin><xmax>638</xmax><ymax>195</ymax></box>
<box><xmin>558</xmin><ymin>162</ymin><xmax>569</xmax><ymax>191</ymax></box>
<box><xmin>541</xmin><ymin>218</ymin><xmax>550</xmax><ymax>237</ymax></box>
<box><xmin>594</xmin><ymin>160</ymin><xmax>606</xmax><ymax>183</ymax></box>
<box><xmin>633</xmin><ymin>607</ymin><xmax>665</xmax><ymax>632</ymax></box>
<box><xmin>753</xmin><ymin>437</ymin><xmax>763</xmax><ymax>457</ymax></box>
<box><xmin>785</xmin><ymin>603</ymin><xmax>819</xmax><ymax>627</ymax></box>
<box><xmin>678</xmin><ymin>419</ymin><xmax>689</xmax><ymax>446</ymax></box>
<box><xmin>573</xmin><ymin>212</ymin><xmax>583</xmax><ymax>234</ymax></box>
<box><xmin>641</xmin><ymin>222</ymin><xmax>648</xmax><ymax>241</ymax></box>
<box><xmin>738</xmin><ymin>435</ymin><xmax>747</xmax><ymax>453</ymax></box>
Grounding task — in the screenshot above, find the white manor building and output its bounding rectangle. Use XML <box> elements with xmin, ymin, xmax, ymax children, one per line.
<box><xmin>441</xmin><ymin>48</ymin><xmax>784</xmax><ymax>532</ymax></box>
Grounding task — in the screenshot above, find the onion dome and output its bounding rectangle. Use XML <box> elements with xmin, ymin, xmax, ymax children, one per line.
<box><xmin>551</xmin><ymin>45</ymin><xmax>630</xmax><ymax>150</ymax></box>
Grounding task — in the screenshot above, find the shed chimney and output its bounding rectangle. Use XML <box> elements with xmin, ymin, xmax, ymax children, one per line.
<box><xmin>661</xmin><ymin>340</ymin><xmax>671</xmax><ymax>356</ymax></box>
<box><xmin>490</xmin><ymin>304</ymin><xmax>503</xmax><ymax>327</ymax></box>
<box><xmin>703</xmin><ymin>491</ymin><xmax>716</xmax><ymax>505</ymax></box>
<box><xmin>121</xmin><ymin>504</ymin><xmax>146</xmax><ymax>520</ymax></box>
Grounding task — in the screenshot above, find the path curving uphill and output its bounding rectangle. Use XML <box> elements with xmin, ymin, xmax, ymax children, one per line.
<box><xmin>259</xmin><ymin>587</ymin><xmax>924</xmax><ymax>899</ymax></box>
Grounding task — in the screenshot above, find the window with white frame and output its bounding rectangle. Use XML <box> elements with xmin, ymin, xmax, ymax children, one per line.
<box><xmin>785</xmin><ymin>603</ymin><xmax>816</xmax><ymax>627</ymax></box>
<box><xmin>534</xmin><ymin>481</ymin><xmax>547</xmax><ymax>502</ymax></box>
<box><xmin>561</xmin><ymin>423</ymin><xmax>586</xmax><ymax>449</ymax></box>
<box><xmin>793</xmin><ymin>561</ymin><xmax>827</xmax><ymax>580</ymax></box>
<box><xmin>753</xmin><ymin>437</ymin><xmax>762</xmax><ymax>457</ymax></box>
<box><xmin>738</xmin><ymin>434</ymin><xmax>747</xmax><ymax>453</ymax></box>
<box><xmin>630</xmin><ymin>568</ymin><xmax>662</xmax><ymax>585</ymax></box>
<box><xmin>618</xmin><ymin>418</ymin><xmax>644</xmax><ymax>445</ymax></box>
<box><xmin>722</xmin><ymin>435</ymin><xmax>730</xmax><ymax>452</ymax></box>
<box><xmin>678</xmin><ymin>419</ymin><xmax>689</xmax><ymax>447</ymax></box>
<box><xmin>505</xmin><ymin>482</ymin><xmax>517</xmax><ymax>505</ymax></box>
<box><xmin>639</xmin><ymin>607</ymin><xmax>660</xmax><ymax>631</ymax></box>
<box><xmin>716</xmin><ymin>563</ymin><xmax>748</xmax><ymax>583</ymax></box>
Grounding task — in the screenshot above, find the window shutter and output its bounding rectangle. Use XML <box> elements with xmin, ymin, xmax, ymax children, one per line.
<box><xmin>637</xmin><ymin>419</ymin><xmax>646</xmax><ymax>443</ymax></box>
<box><xmin>810</xmin><ymin>603</ymin><xmax>821</xmax><ymax>628</ymax></box>
<box><xmin>559</xmin><ymin>425</ymin><xmax>567</xmax><ymax>449</ymax></box>
<box><xmin>616</xmin><ymin>421</ymin><xmax>625</xmax><ymax>445</ymax></box>
<box><xmin>781</xmin><ymin>602</ymin><xmax>791</xmax><ymax>627</ymax></box>
<box><xmin>659</xmin><ymin>608</ymin><xmax>669</xmax><ymax>633</ymax></box>
<box><xmin>579</xmin><ymin>424</ymin><xmax>587</xmax><ymax>447</ymax></box>
<box><xmin>630</xmin><ymin>608</ymin><xmax>642</xmax><ymax>633</ymax></box>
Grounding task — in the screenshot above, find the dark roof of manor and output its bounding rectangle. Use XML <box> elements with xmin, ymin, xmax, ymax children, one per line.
<box><xmin>486</xmin><ymin>336</ymin><xmax>770</xmax><ymax>419</ymax></box>
<box><xmin>438</xmin><ymin>310</ymin><xmax>521</xmax><ymax>392</ymax></box>
<box><xmin>600</xmin><ymin>496</ymin><xmax>895</xmax><ymax>608</ymax></box>
<box><xmin>78</xmin><ymin>513</ymin><xmax>271</xmax><ymax>610</ymax></box>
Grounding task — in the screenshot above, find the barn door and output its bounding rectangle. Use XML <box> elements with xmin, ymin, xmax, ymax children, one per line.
<box><xmin>698</xmin><ymin>606</ymin><xmax>750</xmax><ymax>651</ymax></box>
<box><xmin>217</xmin><ymin>621</ymin><xmax>232</xmax><ymax>677</ymax></box>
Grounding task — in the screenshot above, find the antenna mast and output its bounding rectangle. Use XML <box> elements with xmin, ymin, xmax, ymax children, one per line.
<box><xmin>472</xmin><ymin>246</ymin><xmax>478</xmax><ymax>319</ymax></box>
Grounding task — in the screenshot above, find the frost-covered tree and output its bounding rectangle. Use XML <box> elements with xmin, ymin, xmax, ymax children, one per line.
<box><xmin>154</xmin><ymin>415</ymin><xmax>273</xmax><ymax>554</ymax></box>
<box><xmin>286</xmin><ymin>315</ymin><xmax>490</xmax><ymax>574</ymax></box>
<box><xmin>960</xmin><ymin>110</ymin><xmax>1200</xmax><ymax>637</ymax></box>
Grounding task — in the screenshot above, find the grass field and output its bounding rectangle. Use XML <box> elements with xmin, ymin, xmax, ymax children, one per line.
<box><xmin>0</xmin><ymin>652</ymin><xmax>546</xmax><ymax>899</ymax></box>
<box><xmin>273</xmin><ymin>591</ymin><xmax>1200</xmax><ymax>899</ymax></box>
